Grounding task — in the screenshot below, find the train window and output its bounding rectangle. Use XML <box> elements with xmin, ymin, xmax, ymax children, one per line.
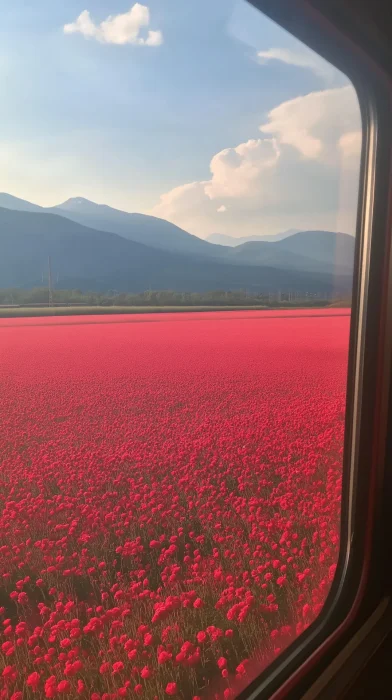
<box><xmin>0</xmin><ymin>1</ymin><xmax>376</xmax><ymax>699</ymax></box>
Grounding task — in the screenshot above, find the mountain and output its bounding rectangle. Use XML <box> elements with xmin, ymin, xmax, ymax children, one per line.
<box><xmin>0</xmin><ymin>193</ymin><xmax>355</xmax><ymax>278</ymax></box>
<box><xmin>221</xmin><ymin>231</ymin><xmax>355</xmax><ymax>274</ymax></box>
<box><xmin>207</xmin><ymin>230</ymin><xmax>300</xmax><ymax>246</ymax></box>
<box><xmin>0</xmin><ymin>208</ymin><xmax>351</xmax><ymax>294</ymax></box>
<box><xmin>51</xmin><ymin>197</ymin><xmax>217</xmax><ymax>257</ymax></box>
<box><xmin>275</xmin><ymin>230</ymin><xmax>355</xmax><ymax>267</ymax></box>
<box><xmin>0</xmin><ymin>193</ymin><xmax>42</xmax><ymax>213</ymax></box>
<box><xmin>222</xmin><ymin>241</ymin><xmax>334</xmax><ymax>274</ymax></box>
<box><xmin>0</xmin><ymin>193</ymin><xmax>218</xmax><ymax>258</ymax></box>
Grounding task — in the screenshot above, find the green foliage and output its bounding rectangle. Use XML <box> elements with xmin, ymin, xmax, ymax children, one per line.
<box><xmin>0</xmin><ymin>286</ymin><xmax>333</xmax><ymax>310</ymax></box>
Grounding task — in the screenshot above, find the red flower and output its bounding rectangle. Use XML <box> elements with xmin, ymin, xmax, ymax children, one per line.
<box><xmin>57</xmin><ymin>682</ymin><xmax>71</xmax><ymax>695</ymax></box>
<box><xmin>2</xmin><ymin>665</ymin><xmax>17</xmax><ymax>682</ymax></box>
<box><xmin>0</xmin><ymin>310</ymin><xmax>347</xmax><ymax>699</ymax></box>
<box><xmin>165</xmin><ymin>683</ymin><xmax>178</xmax><ymax>696</ymax></box>
<box><xmin>27</xmin><ymin>672</ymin><xmax>41</xmax><ymax>690</ymax></box>
<box><xmin>158</xmin><ymin>651</ymin><xmax>172</xmax><ymax>664</ymax></box>
<box><xmin>112</xmin><ymin>661</ymin><xmax>124</xmax><ymax>674</ymax></box>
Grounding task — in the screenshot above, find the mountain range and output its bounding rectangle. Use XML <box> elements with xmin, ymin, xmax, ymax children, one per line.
<box><xmin>206</xmin><ymin>231</ymin><xmax>300</xmax><ymax>246</ymax></box>
<box><xmin>0</xmin><ymin>193</ymin><xmax>355</xmax><ymax>295</ymax></box>
<box><xmin>0</xmin><ymin>193</ymin><xmax>214</xmax><ymax>256</ymax></box>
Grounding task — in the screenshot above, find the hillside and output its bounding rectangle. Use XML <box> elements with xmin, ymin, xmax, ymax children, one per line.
<box><xmin>51</xmin><ymin>198</ymin><xmax>218</xmax><ymax>257</ymax></box>
<box><xmin>0</xmin><ymin>193</ymin><xmax>43</xmax><ymax>213</ymax></box>
<box><xmin>221</xmin><ymin>231</ymin><xmax>355</xmax><ymax>274</ymax></box>
<box><xmin>0</xmin><ymin>193</ymin><xmax>218</xmax><ymax>257</ymax></box>
<box><xmin>0</xmin><ymin>194</ymin><xmax>355</xmax><ymax>278</ymax></box>
<box><xmin>0</xmin><ymin>208</ymin><xmax>351</xmax><ymax>294</ymax></box>
<box><xmin>275</xmin><ymin>230</ymin><xmax>355</xmax><ymax>267</ymax></box>
<box><xmin>207</xmin><ymin>230</ymin><xmax>300</xmax><ymax>246</ymax></box>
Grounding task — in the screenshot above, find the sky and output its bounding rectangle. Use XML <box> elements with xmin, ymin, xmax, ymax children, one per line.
<box><xmin>0</xmin><ymin>0</ymin><xmax>362</xmax><ymax>238</ymax></box>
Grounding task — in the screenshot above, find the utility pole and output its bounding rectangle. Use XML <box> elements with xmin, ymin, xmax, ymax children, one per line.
<box><xmin>48</xmin><ymin>256</ymin><xmax>53</xmax><ymax>307</ymax></box>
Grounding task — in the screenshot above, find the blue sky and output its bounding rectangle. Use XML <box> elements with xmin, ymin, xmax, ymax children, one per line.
<box><xmin>0</xmin><ymin>1</ymin><xmax>361</xmax><ymax>237</ymax></box>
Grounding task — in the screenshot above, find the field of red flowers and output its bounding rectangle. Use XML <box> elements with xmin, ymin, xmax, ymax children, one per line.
<box><xmin>0</xmin><ymin>310</ymin><xmax>350</xmax><ymax>699</ymax></box>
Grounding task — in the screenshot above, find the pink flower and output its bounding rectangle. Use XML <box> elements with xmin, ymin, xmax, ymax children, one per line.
<box><xmin>27</xmin><ymin>672</ymin><xmax>41</xmax><ymax>691</ymax></box>
<box><xmin>112</xmin><ymin>661</ymin><xmax>124</xmax><ymax>674</ymax></box>
<box><xmin>57</xmin><ymin>680</ymin><xmax>71</xmax><ymax>694</ymax></box>
<box><xmin>236</xmin><ymin>662</ymin><xmax>247</xmax><ymax>676</ymax></box>
<box><xmin>165</xmin><ymin>683</ymin><xmax>178</xmax><ymax>696</ymax></box>
<box><xmin>2</xmin><ymin>665</ymin><xmax>17</xmax><ymax>682</ymax></box>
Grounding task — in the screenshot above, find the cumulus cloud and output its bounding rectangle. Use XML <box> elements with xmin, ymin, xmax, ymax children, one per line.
<box><xmin>205</xmin><ymin>139</ymin><xmax>279</xmax><ymax>200</ymax></box>
<box><xmin>260</xmin><ymin>86</ymin><xmax>360</xmax><ymax>162</ymax></box>
<box><xmin>64</xmin><ymin>3</ymin><xmax>163</xmax><ymax>46</ymax></box>
<box><xmin>152</xmin><ymin>85</ymin><xmax>361</xmax><ymax>238</ymax></box>
<box><xmin>339</xmin><ymin>130</ymin><xmax>362</xmax><ymax>159</ymax></box>
<box><xmin>257</xmin><ymin>48</ymin><xmax>337</xmax><ymax>82</ymax></box>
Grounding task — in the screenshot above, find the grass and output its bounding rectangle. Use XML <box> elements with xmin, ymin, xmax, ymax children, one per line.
<box><xmin>0</xmin><ymin>303</ymin><xmax>334</xmax><ymax>318</ymax></box>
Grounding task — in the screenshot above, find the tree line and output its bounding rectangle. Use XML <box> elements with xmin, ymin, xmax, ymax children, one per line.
<box><xmin>0</xmin><ymin>287</ymin><xmax>338</xmax><ymax>308</ymax></box>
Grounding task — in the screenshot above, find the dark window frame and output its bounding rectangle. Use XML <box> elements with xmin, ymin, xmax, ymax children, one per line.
<box><xmin>236</xmin><ymin>1</ymin><xmax>392</xmax><ymax>697</ymax></box>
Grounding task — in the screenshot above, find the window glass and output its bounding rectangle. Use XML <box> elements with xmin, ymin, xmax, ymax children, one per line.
<box><xmin>0</xmin><ymin>1</ymin><xmax>361</xmax><ymax>698</ymax></box>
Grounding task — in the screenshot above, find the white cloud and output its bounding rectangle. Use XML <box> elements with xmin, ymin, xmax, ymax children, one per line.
<box><xmin>257</xmin><ymin>48</ymin><xmax>338</xmax><ymax>82</ymax></box>
<box><xmin>151</xmin><ymin>86</ymin><xmax>361</xmax><ymax>238</ymax></box>
<box><xmin>205</xmin><ymin>138</ymin><xmax>279</xmax><ymax>200</ymax></box>
<box><xmin>339</xmin><ymin>130</ymin><xmax>362</xmax><ymax>159</ymax></box>
<box><xmin>260</xmin><ymin>86</ymin><xmax>360</xmax><ymax>162</ymax></box>
<box><xmin>64</xmin><ymin>3</ymin><xmax>163</xmax><ymax>46</ymax></box>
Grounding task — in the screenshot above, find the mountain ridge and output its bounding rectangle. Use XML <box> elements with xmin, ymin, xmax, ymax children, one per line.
<box><xmin>0</xmin><ymin>193</ymin><xmax>219</xmax><ymax>257</ymax></box>
<box><xmin>207</xmin><ymin>230</ymin><xmax>302</xmax><ymax>246</ymax></box>
<box><xmin>0</xmin><ymin>193</ymin><xmax>355</xmax><ymax>282</ymax></box>
<box><xmin>0</xmin><ymin>207</ymin><xmax>352</xmax><ymax>295</ymax></box>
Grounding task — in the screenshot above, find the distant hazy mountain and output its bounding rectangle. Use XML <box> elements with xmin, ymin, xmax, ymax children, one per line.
<box><xmin>276</xmin><ymin>230</ymin><xmax>355</xmax><ymax>266</ymax></box>
<box><xmin>0</xmin><ymin>193</ymin><xmax>355</xmax><ymax>280</ymax></box>
<box><xmin>207</xmin><ymin>230</ymin><xmax>300</xmax><ymax>246</ymax></box>
<box><xmin>0</xmin><ymin>193</ymin><xmax>218</xmax><ymax>257</ymax></box>
<box><xmin>221</xmin><ymin>231</ymin><xmax>355</xmax><ymax>274</ymax></box>
<box><xmin>0</xmin><ymin>193</ymin><xmax>42</xmax><ymax>213</ymax></box>
<box><xmin>51</xmin><ymin>197</ymin><xmax>216</xmax><ymax>257</ymax></box>
<box><xmin>0</xmin><ymin>208</ymin><xmax>351</xmax><ymax>295</ymax></box>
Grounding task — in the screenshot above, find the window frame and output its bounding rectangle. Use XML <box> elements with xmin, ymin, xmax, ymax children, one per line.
<box><xmin>234</xmin><ymin>1</ymin><xmax>392</xmax><ymax>697</ymax></box>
